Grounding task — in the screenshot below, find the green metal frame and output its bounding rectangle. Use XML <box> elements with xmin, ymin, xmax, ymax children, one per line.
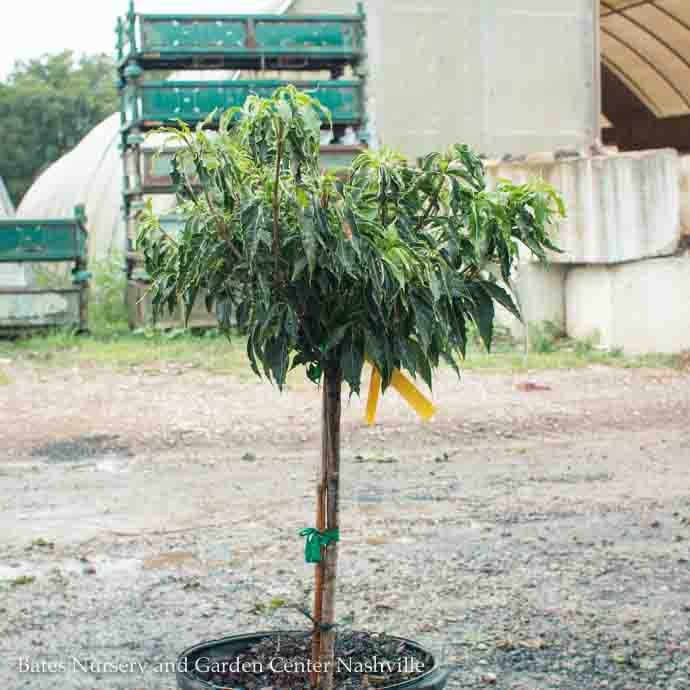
<box><xmin>121</xmin><ymin>79</ymin><xmax>364</xmax><ymax>131</ymax></box>
<box><xmin>117</xmin><ymin>1</ymin><xmax>365</xmax><ymax>71</ymax></box>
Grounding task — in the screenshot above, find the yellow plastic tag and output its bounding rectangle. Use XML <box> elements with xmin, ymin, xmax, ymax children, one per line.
<box><xmin>365</xmin><ymin>367</ymin><xmax>382</xmax><ymax>426</ymax></box>
<box><xmin>365</xmin><ymin>365</ymin><xmax>437</xmax><ymax>425</ymax></box>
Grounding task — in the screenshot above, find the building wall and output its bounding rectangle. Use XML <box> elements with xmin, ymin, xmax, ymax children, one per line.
<box><xmin>291</xmin><ymin>0</ymin><xmax>598</xmax><ymax>159</ymax></box>
<box><xmin>365</xmin><ymin>0</ymin><xmax>598</xmax><ymax>158</ymax></box>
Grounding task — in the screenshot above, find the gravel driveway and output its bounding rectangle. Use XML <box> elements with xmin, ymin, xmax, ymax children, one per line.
<box><xmin>0</xmin><ymin>361</ymin><xmax>689</xmax><ymax>689</ymax></box>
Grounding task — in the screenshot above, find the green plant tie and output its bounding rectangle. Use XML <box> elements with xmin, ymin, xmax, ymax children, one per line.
<box><xmin>299</xmin><ymin>528</ymin><xmax>340</xmax><ymax>563</ymax></box>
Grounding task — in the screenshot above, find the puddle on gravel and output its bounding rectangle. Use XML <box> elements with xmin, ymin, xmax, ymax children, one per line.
<box><xmin>30</xmin><ymin>434</ymin><xmax>134</xmax><ymax>463</ymax></box>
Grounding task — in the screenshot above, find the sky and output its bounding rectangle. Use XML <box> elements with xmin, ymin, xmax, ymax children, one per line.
<box><xmin>0</xmin><ymin>0</ymin><xmax>290</xmax><ymax>79</ymax></box>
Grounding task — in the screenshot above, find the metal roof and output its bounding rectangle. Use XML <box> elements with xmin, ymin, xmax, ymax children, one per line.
<box><xmin>601</xmin><ymin>1</ymin><xmax>690</xmax><ymax>118</ymax></box>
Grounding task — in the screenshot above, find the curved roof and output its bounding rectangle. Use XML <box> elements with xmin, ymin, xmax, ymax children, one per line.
<box><xmin>601</xmin><ymin>1</ymin><xmax>690</xmax><ymax>119</ymax></box>
<box><xmin>17</xmin><ymin>114</ymin><xmax>124</xmax><ymax>261</ymax></box>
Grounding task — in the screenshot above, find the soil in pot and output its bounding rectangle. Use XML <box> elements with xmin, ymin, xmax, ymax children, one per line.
<box><xmin>191</xmin><ymin>630</ymin><xmax>434</xmax><ymax>689</ymax></box>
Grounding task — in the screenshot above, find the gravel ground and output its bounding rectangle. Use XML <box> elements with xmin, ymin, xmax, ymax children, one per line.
<box><xmin>0</xmin><ymin>360</ymin><xmax>689</xmax><ymax>690</ymax></box>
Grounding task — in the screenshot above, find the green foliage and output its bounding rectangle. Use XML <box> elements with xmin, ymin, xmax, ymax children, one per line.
<box><xmin>138</xmin><ymin>86</ymin><xmax>565</xmax><ymax>394</ymax></box>
<box><xmin>0</xmin><ymin>51</ymin><xmax>119</xmax><ymax>204</ymax></box>
<box><xmin>253</xmin><ymin>597</ymin><xmax>288</xmax><ymax>615</ymax></box>
<box><xmin>529</xmin><ymin>320</ymin><xmax>603</xmax><ymax>356</ymax></box>
<box><xmin>572</xmin><ymin>331</ymin><xmax>599</xmax><ymax>355</ymax></box>
<box><xmin>529</xmin><ymin>320</ymin><xmax>565</xmax><ymax>354</ymax></box>
<box><xmin>90</xmin><ymin>254</ymin><xmax>129</xmax><ymax>333</ymax></box>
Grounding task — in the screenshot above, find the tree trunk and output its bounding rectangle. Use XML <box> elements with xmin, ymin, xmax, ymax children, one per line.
<box><xmin>313</xmin><ymin>365</ymin><xmax>342</xmax><ymax>690</ymax></box>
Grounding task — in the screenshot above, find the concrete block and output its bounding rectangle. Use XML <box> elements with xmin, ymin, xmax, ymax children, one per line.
<box><xmin>680</xmin><ymin>155</ymin><xmax>690</xmax><ymax>236</ymax></box>
<box><xmin>566</xmin><ymin>257</ymin><xmax>690</xmax><ymax>354</ymax></box>
<box><xmin>486</xmin><ymin>149</ymin><xmax>681</xmax><ymax>264</ymax></box>
<box><xmin>493</xmin><ymin>262</ymin><xmax>567</xmax><ymax>339</ymax></box>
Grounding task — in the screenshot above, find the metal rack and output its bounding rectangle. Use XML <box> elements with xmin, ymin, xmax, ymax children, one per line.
<box><xmin>116</xmin><ymin>0</ymin><xmax>367</xmax><ymax>328</ymax></box>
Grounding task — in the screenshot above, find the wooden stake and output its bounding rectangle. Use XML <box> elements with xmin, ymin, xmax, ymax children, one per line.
<box><xmin>309</xmin><ymin>380</ymin><xmax>328</xmax><ymax>687</ymax></box>
<box><xmin>318</xmin><ymin>366</ymin><xmax>342</xmax><ymax>690</ymax></box>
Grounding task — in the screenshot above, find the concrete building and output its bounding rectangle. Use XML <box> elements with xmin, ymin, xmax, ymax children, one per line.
<box><xmin>15</xmin><ymin>0</ymin><xmax>690</xmax><ymax>352</ymax></box>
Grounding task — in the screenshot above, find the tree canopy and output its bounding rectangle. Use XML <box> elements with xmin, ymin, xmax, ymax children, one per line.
<box><xmin>139</xmin><ymin>86</ymin><xmax>564</xmax><ymax>394</ymax></box>
<box><xmin>0</xmin><ymin>51</ymin><xmax>119</xmax><ymax>204</ymax></box>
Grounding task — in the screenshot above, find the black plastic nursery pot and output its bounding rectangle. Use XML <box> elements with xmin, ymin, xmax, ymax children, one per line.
<box><xmin>176</xmin><ymin>631</ymin><xmax>450</xmax><ymax>690</ymax></box>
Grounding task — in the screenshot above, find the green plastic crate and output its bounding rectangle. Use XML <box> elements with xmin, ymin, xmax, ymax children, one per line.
<box><xmin>123</xmin><ymin>80</ymin><xmax>363</xmax><ymax>129</ymax></box>
<box><xmin>121</xmin><ymin>13</ymin><xmax>364</xmax><ymax>67</ymax></box>
<box><xmin>0</xmin><ymin>218</ymin><xmax>88</xmax><ymax>263</ymax></box>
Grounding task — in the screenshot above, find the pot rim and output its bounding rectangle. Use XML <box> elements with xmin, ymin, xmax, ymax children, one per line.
<box><xmin>176</xmin><ymin>629</ymin><xmax>441</xmax><ymax>690</ymax></box>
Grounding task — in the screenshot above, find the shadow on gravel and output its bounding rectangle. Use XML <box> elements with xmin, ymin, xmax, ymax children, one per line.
<box><xmin>30</xmin><ymin>434</ymin><xmax>134</xmax><ymax>462</ymax></box>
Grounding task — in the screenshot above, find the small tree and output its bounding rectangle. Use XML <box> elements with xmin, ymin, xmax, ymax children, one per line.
<box><xmin>139</xmin><ymin>86</ymin><xmax>563</xmax><ymax>690</ymax></box>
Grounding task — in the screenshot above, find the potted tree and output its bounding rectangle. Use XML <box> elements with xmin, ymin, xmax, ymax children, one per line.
<box><xmin>138</xmin><ymin>86</ymin><xmax>563</xmax><ymax>690</ymax></box>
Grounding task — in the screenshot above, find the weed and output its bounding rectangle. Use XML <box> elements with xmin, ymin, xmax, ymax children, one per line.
<box><xmin>89</xmin><ymin>253</ymin><xmax>129</xmax><ymax>334</ymax></box>
<box><xmin>253</xmin><ymin>597</ymin><xmax>288</xmax><ymax>614</ymax></box>
<box><xmin>529</xmin><ymin>320</ymin><xmax>565</xmax><ymax>354</ymax></box>
<box><xmin>6</xmin><ymin>575</ymin><xmax>35</xmax><ymax>587</ymax></box>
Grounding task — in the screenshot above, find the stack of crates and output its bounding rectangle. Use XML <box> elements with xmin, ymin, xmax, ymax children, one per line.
<box><xmin>116</xmin><ymin>0</ymin><xmax>368</xmax><ymax>328</ymax></box>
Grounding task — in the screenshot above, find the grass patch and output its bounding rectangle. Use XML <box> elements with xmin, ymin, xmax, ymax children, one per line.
<box><xmin>0</xmin><ymin>328</ymin><xmax>252</xmax><ymax>377</ymax></box>
<box><xmin>0</xmin><ymin>327</ymin><xmax>686</xmax><ymax>378</ymax></box>
<box><xmin>0</xmin><ymin>369</ymin><xmax>10</xmax><ymax>385</ymax></box>
<box><xmin>459</xmin><ymin>347</ymin><xmax>683</xmax><ymax>372</ymax></box>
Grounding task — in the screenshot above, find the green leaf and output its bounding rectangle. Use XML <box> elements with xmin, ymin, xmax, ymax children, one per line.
<box><xmin>299</xmin><ymin>208</ymin><xmax>318</xmax><ymax>280</ymax></box>
<box><xmin>341</xmin><ymin>338</ymin><xmax>365</xmax><ymax>394</ymax></box>
<box><xmin>479</xmin><ymin>280</ymin><xmax>522</xmax><ymax>322</ymax></box>
<box><xmin>323</xmin><ymin>323</ymin><xmax>350</xmax><ymax>353</ymax></box>
<box><xmin>468</xmin><ymin>285</ymin><xmax>495</xmax><ymax>351</ymax></box>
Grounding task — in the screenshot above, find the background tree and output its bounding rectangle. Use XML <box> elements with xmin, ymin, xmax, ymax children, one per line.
<box><xmin>0</xmin><ymin>51</ymin><xmax>118</xmax><ymax>204</ymax></box>
<box><xmin>138</xmin><ymin>86</ymin><xmax>564</xmax><ymax>690</ymax></box>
